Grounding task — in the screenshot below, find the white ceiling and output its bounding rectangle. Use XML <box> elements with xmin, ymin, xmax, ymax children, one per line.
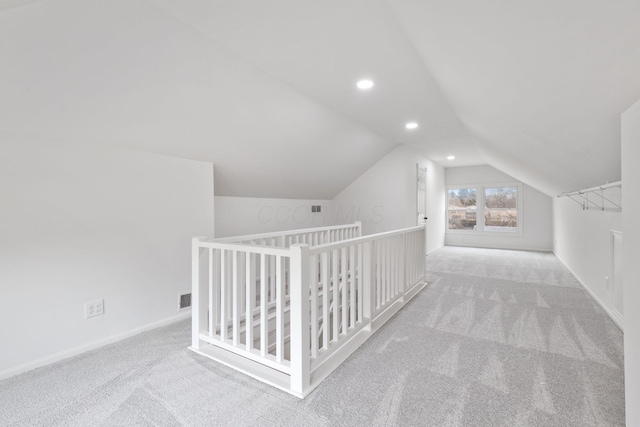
<box><xmin>1</xmin><ymin>0</ymin><xmax>639</xmax><ymax>198</ymax></box>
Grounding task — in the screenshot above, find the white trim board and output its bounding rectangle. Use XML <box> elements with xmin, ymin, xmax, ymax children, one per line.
<box><xmin>445</xmin><ymin>242</ymin><xmax>553</xmax><ymax>252</ymax></box>
<box><xmin>554</xmin><ymin>252</ymin><xmax>624</xmax><ymax>331</ymax></box>
<box><xmin>0</xmin><ymin>310</ymin><xmax>192</xmax><ymax>381</ymax></box>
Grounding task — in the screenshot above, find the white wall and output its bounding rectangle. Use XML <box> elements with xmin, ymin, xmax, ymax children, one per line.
<box><xmin>331</xmin><ymin>146</ymin><xmax>405</xmax><ymax>235</ymax></box>
<box><xmin>332</xmin><ymin>144</ymin><xmax>445</xmax><ymax>254</ymax></box>
<box><xmin>214</xmin><ymin>196</ymin><xmax>333</xmax><ymax>238</ymax></box>
<box><xmin>0</xmin><ymin>136</ymin><xmax>214</xmax><ymax>378</ymax></box>
<box><xmin>622</xmin><ymin>98</ymin><xmax>640</xmax><ymax>427</ymax></box>
<box><xmin>552</xmin><ymin>194</ymin><xmax>622</xmax><ymax>323</ymax></box>
<box><xmin>445</xmin><ymin>165</ymin><xmax>553</xmax><ymax>251</ymax></box>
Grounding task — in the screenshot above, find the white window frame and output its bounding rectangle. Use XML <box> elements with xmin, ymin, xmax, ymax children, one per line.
<box><xmin>446</xmin><ymin>185</ymin><xmax>479</xmax><ymax>233</ymax></box>
<box><xmin>446</xmin><ymin>182</ymin><xmax>523</xmax><ymax>236</ymax></box>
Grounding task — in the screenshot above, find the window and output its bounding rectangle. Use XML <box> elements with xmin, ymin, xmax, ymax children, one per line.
<box><xmin>484</xmin><ymin>186</ymin><xmax>517</xmax><ymax>232</ymax></box>
<box><xmin>446</xmin><ymin>183</ymin><xmax>522</xmax><ymax>235</ymax></box>
<box><xmin>448</xmin><ymin>188</ymin><xmax>477</xmax><ymax>230</ymax></box>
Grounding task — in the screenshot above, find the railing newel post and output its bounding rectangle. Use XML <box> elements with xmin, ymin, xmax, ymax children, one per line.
<box><xmin>355</xmin><ymin>220</ymin><xmax>363</xmax><ymax>238</ymax></box>
<box><xmin>192</xmin><ymin>236</ymin><xmax>208</xmax><ymax>350</ymax></box>
<box><xmin>289</xmin><ymin>243</ymin><xmax>310</xmax><ymax>396</ymax></box>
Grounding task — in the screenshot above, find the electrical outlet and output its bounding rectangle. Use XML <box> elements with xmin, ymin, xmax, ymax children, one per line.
<box><xmin>604</xmin><ymin>276</ymin><xmax>610</xmax><ymax>289</ymax></box>
<box><xmin>85</xmin><ymin>299</ymin><xmax>104</xmax><ymax>319</ymax></box>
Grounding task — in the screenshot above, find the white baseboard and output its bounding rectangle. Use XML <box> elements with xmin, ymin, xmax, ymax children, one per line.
<box><xmin>427</xmin><ymin>243</ymin><xmax>444</xmax><ymax>255</ymax></box>
<box><xmin>445</xmin><ymin>242</ymin><xmax>553</xmax><ymax>252</ymax></box>
<box><xmin>0</xmin><ymin>310</ymin><xmax>192</xmax><ymax>381</ymax></box>
<box><xmin>553</xmin><ymin>252</ymin><xmax>623</xmax><ymax>331</ymax></box>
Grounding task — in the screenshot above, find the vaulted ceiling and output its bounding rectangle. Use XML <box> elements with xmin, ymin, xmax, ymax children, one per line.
<box><xmin>1</xmin><ymin>0</ymin><xmax>639</xmax><ymax>198</ymax></box>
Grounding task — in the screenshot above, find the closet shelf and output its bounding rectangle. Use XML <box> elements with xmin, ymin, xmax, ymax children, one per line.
<box><xmin>557</xmin><ymin>180</ymin><xmax>622</xmax><ymax>211</ymax></box>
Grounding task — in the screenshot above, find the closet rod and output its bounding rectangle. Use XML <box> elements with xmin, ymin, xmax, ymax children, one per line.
<box><xmin>557</xmin><ymin>180</ymin><xmax>622</xmax><ymax>198</ymax></box>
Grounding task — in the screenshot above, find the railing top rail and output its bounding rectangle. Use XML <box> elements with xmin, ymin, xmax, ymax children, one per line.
<box><xmin>196</xmin><ymin>239</ymin><xmax>292</xmax><ymax>257</ymax></box>
<box><xmin>308</xmin><ymin>225</ymin><xmax>424</xmax><ymax>255</ymax></box>
<box><xmin>212</xmin><ymin>222</ymin><xmax>361</xmax><ymax>243</ymax></box>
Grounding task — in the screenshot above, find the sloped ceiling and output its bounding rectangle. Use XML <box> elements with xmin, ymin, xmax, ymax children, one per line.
<box><xmin>1</xmin><ymin>0</ymin><xmax>639</xmax><ymax>198</ymax></box>
<box><xmin>388</xmin><ymin>0</ymin><xmax>640</xmax><ymax>196</ymax></box>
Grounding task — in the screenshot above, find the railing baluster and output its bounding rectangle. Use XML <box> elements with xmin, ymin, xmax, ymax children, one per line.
<box><xmin>246</xmin><ymin>252</ymin><xmax>254</xmax><ymax>351</ymax></box>
<box><xmin>418</xmin><ymin>230</ymin><xmax>422</xmax><ymax>281</ymax></box>
<box><xmin>393</xmin><ymin>237</ymin><xmax>396</xmax><ymax>296</ymax></box>
<box><xmin>410</xmin><ymin>231</ymin><xmax>414</xmax><ymax>283</ymax></box>
<box><xmin>384</xmin><ymin>239</ymin><xmax>389</xmax><ymax>303</ymax></box>
<box><xmin>387</xmin><ymin>238</ymin><xmax>392</xmax><ymax>301</ymax></box>
<box><xmin>384</xmin><ymin>239</ymin><xmax>389</xmax><ymax>304</ymax></box>
<box><xmin>276</xmin><ymin>255</ymin><xmax>284</xmax><ymax>362</ymax></box>
<box><xmin>389</xmin><ymin>238</ymin><xmax>394</xmax><ymax>298</ymax></box>
<box><xmin>214</xmin><ymin>249</ymin><xmax>221</xmax><ymax>337</ymax></box>
<box><xmin>270</xmin><ymin>253</ymin><xmax>276</xmax><ymax>304</ymax></box>
<box><xmin>357</xmin><ymin>243</ymin><xmax>363</xmax><ymax>323</ymax></box>
<box><xmin>394</xmin><ymin>237</ymin><xmax>398</xmax><ymax>296</ymax></box>
<box><xmin>398</xmin><ymin>236</ymin><xmax>402</xmax><ymax>294</ymax></box>
<box><xmin>208</xmin><ymin>248</ymin><xmax>214</xmax><ymax>337</ymax></box>
<box><xmin>400</xmin><ymin>235</ymin><xmax>405</xmax><ymax>294</ymax></box>
<box><xmin>401</xmin><ymin>235</ymin><xmax>405</xmax><ymax>290</ymax></box>
<box><xmin>232</xmin><ymin>251</ymin><xmax>240</xmax><ymax>346</ymax></box>
<box><xmin>417</xmin><ymin>231</ymin><xmax>420</xmax><ymax>282</ymax></box>
<box><xmin>420</xmin><ymin>230</ymin><xmax>424</xmax><ymax>280</ymax></box>
<box><xmin>380</xmin><ymin>240</ymin><xmax>386</xmax><ymax>306</ymax></box>
<box><xmin>376</xmin><ymin>241</ymin><xmax>381</xmax><ymax>310</ymax></box>
<box><xmin>391</xmin><ymin>237</ymin><xmax>395</xmax><ymax>297</ymax></box>
<box><xmin>411</xmin><ymin>231</ymin><xmax>415</xmax><ymax>283</ymax></box>
<box><xmin>220</xmin><ymin>250</ymin><xmax>227</xmax><ymax>342</ymax></box>
<box><xmin>349</xmin><ymin>245</ymin><xmax>356</xmax><ymax>329</ymax></box>
<box><xmin>240</xmin><ymin>253</ymin><xmax>246</xmax><ymax>317</ymax></box>
<box><xmin>310</xmin><ymin>254</ymin><xmax>318</xmax><ymax>358</ymax></box>
<box><xmin>389</xmin><ymin>239</ymin><xmax>394</xmax><ymax>301</ymax></box>
<box><xmin>322</xmin><ymin>251</ymin><xmax>330</xmax><ymax>350</ymax></box>
<box><xmin>260</xmin><ymin>253</ymin><xmax>267</xmax><ymax>357</ymax></box>
<box><xmin>363</xmin><ymin>241</ymin><xmax>373</xmax><ymax>330</ymax></box>
<box><xmin>332</xmin><ymin>249</ymin><xmax>339</xmax><ymax>342</ymax></box>
<box><xmin>341</xmin><ymin>247</ymin><xmax>347</xmax><ymax>335</ymax></box>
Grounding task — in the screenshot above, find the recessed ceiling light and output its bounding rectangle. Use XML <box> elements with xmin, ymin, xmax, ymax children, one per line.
<box><xmin>356</xmin><ymin>79</ymin><xmax>374</xmax><ymax>90</ymax></box>
<box><xmin>405</xmin><ymin>122</ymin><xmax>418</xmax><ymax>130</ymax></box>
<box><xmin>447</xmin><ymin>155</ymin><xmax>455</xmax><ymax>160</ymax></box>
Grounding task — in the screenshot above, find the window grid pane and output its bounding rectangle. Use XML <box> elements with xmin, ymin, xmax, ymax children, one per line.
<box><xmin>448</xmin><ymin>188</ymin><xmax>477</xmax><ymax>230</ymax></box>
<box><xmin>484</xmin><ymin>187</ymin><xmax>517</xmax><ymax>232</ymax></box>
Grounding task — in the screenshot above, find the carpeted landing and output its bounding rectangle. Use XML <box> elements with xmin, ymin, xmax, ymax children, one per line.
<box><xmin>0</xmin><ymin>246</ymin><xmax>625</xmax><ymax>426</ymax></box>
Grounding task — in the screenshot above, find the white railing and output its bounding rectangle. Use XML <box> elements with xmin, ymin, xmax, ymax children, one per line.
<box><xmin>190</xmin><ymin>222</ymin><xmax>427</xmax><ymax>398</ymax></box>
<box><xmin>214</xmin><ymin>222</ymin><xmax>362</xmax><ymax>247</ymax></box>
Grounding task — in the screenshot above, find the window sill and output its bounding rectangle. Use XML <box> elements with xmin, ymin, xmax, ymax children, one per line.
<box><xmin>446</xmin><ymin>229</ymin><xmax>523</xmax><ymax>237</ymax></box>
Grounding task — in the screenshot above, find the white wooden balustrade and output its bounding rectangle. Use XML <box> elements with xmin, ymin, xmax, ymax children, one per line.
<box><xmin>190</xmin><ymin>222</ymin><xmax>427</xmax><ymax>397</ymax></box>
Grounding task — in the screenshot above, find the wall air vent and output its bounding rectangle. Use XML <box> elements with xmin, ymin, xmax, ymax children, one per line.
<box><xmin>178</xmin><ymin>293</ymin><xmax>192</xmax><ymax>310</ymax></box>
